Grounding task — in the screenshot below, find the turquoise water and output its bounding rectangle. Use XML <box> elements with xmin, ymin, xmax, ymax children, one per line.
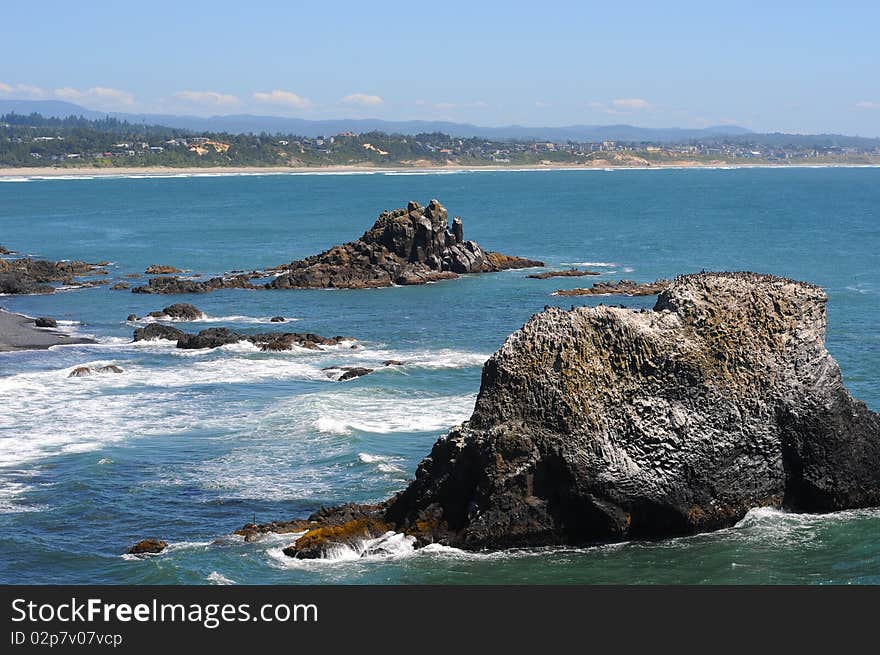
<box><xmin>0</xmin><ymin>167</ymin><xmax>878</xmax><ymax>584</ymax></box>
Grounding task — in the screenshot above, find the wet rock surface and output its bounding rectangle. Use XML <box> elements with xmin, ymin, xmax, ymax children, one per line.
<box><xmin>146</xmin><ymin>303</ymin><xmax>205</xmax><ymax>321</ymax></box>
<box><xmin>554</xmin><ymin>278</ymin><xmax>671</xmax><ymax>296</ymax></box>
<box><xmin>131</xmin><ymin>274</ymin><xmax>259</xmax><ymax>294</ymax></box>
<box><xmin>275</xmin><ymin>272</ymin><xmax>880</xmax><ymax>556</ymax></box>
<box><xmin>132</xmin><ymin>324</ymin><xmax>350</xmax><ymax>351</ymax></box>
<box><xmin>0</xmin><ymin>257</ymin><xmax>107</xmax><ymax>294</ymax></box>
<box><xmin>128</xmin><ymin>539</ymin><xmax>167</xmax><ymax>555</ymax></box>
<box><xmin>528</xmin><ymin>269</ymin><xmax>601</xmax><ymax>279</ymax></box>
<box><xmin>267</xmin><ymin>199</ymin><xmax>543</xmax><ymax>289</ymax></box>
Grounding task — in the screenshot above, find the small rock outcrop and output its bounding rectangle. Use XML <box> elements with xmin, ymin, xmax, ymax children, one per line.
<box><xmin>133</xmin><ymin>324</ymin><xmax>186</xmax><ymax>342</ymax></box>
<box><xmin>528</xmin><ymin>269</ymin><xmax>601</xmax><ymax>279</ymax></box>
<box><xmin>276</xmin><ymin>272</ymin><xmax>880</xmax><ymax>556</ymax></box>
<box><xmin>128</xmin><ymin>539</ymin><xmax>167</xmax><ymax>555</ymax></box>
<box><xmin>145</xmin><ymin>264</ymin><xmax>182</xmax><ymax>274</ymax></box>
<box><xmin>146</xmin><ymin>303</ymin><xmax>205</xmax><ymax>321</ymax></box>
<box><xmin>68</xmin><ymin>365</ymin><xmax>123</xmax><ymax>378</ymax></box>
<box><xmin>133</xmin><ymin>324</ymin><xmax>350</xmax><ymax>351</ymax></box>
<box><xmin>131</xmin><ymin>275</ymin><xmax>258</xmax><ymax>295</ymax></box>
<box><xmin>267</xmin><ymin>199</ymin><xmax>543</xmax><ymax>289</ymax></box>
<box><xmin>553</xmin><ymin>279</ymin><xmax>671</xmax><ymax>297</ymax></box>
<box><xmin>321</xmin><ymin>366</ymin><xmax>374</xmax><ymax>381</ymax></box>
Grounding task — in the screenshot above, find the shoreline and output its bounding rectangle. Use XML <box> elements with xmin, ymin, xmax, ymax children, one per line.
<box><xmin>1</xmin><ymin>161</ymin><xmax>879</xmax><ymax>179</ymax></box>
<box><xmin>0</xmin><ymin>309</ymin><xmax>95</xmax><ymax>352</ymax></box>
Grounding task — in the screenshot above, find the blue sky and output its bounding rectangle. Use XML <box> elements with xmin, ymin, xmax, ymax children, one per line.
<box><xmin>1</xmin><ymin>1</ymin><xmax>878</xmax><ymax>135</ymax></box>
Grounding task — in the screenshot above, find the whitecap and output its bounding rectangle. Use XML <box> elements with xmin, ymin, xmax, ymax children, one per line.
<box><xmin>207</xmin><ymin>571</ymin><xmax>236</xmax><ymax>585</ymax></box>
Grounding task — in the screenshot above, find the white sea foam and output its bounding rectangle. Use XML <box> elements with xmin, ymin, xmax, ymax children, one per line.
<box><xmin>560</xmin><ymin>261</ymin><xmax>617</xmax><ymax>267</ymax></box>
<box><xmin>357</xmin><ymin>452</ymin><xmax>405</xmax><ymax>473</ymax></box>
<box><xmin>308</xmin><ymin>390</ymin><xmax>474</xmax><ymax>435</ymax></box>
<box><xmin>207</xmin><ymin>571</ymin><xmax>236</xmax><ymax>585</ymax></box>
<box><xmin>134</xmin><ymin>314</ymin><xmax>299</xmax><ymax>325</ymax></box>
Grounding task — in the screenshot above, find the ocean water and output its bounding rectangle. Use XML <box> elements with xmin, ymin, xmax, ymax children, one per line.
<box><xmin>0</xmin><ymin>167</ymin><xmax>878</xmax><ymax>585</ymax></box>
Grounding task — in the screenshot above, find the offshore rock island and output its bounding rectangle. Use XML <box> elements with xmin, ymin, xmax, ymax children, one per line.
<box><xmin>127</xmin><ymin>199</ymin><xmax>543</xmax><ymax>293</ymax></box>
<box><xmin>267</xmin><ymin>199</ymin><xmax>543</xmax><ymax>289</ymax></box>
<box><xmin>255</xmin><ymin>272</ymin><xmax>880</xmax><ymax>557</ymax></box>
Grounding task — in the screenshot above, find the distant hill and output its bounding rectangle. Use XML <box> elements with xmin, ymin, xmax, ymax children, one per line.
<box><xmin>0</xmin><ymin>99</ymin><xmax>751</xmax><ymax>142</ymax></box>
<box><xmin>3</xmin><ymin>99</ymin><xmax>877</xmax><ymax>148</ymax></box>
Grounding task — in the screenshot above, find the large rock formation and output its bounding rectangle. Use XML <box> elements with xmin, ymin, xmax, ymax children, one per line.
<box><xmin>267</xmin><ymin>199</ymin><xmax>543</xmax><ymax>289</ymax></box>
<box><xmin>276</xmin><ymin>272</ymin><xmax>880</xmax><ymax>556</ymax></box>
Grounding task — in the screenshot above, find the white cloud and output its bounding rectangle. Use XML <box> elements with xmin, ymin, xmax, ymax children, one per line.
<box><xmin>0</xmin><ymin>82</ymin><xmax>49</xmax><ymax>98</ymax></box>
<box><xmin>612</xmin><ymin>98</ymin><xmax>650</xmax><ymax>110</ymax></box>
<box><xmin>253</xmin><ymin>89</ymin><xmax>311</xmax><ymax>109</ymax></box>
<box><xmin>54</xmin><ymin>86</ymin><xmax>135</xmax><ymax>108</ymax></box>
<box><xmin>342</xmin><ymin>93</ymin><xmax>384</xmax><ymax>106</ymax></box>
<box><xmin>173</xmin><ymin>90</ymin><xmax>239</xmax><ymax>107</ymax></box>
<box><xmin>855</xmin><ymin>101</ymin><xmax>879</xmax><ymax>110</ymax></box>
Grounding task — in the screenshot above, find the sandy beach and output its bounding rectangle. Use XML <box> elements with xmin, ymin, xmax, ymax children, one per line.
<box><xmin>3</xmin><ymin>161</ymin><xmax>874</xmax><ymax>179</ymax></box>
<box><xmin>0</xmin><ymin>309</ymin><xmax>95</xmax><ymax>352</ymax></box>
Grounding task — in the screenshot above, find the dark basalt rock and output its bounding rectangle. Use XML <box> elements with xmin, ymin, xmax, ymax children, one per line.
<box><xmin>0</xmin><ymin>257</ymin><xmax>107</xmax><ymax>294</ymax></box>
<box><xmin>131</xmin><ymin>275</ymin><xmax>258</xmax><ymax>295</ymax></box>
<box><xmin>145</xmin><ymin>264</ymin><xmax>182</xmax><ymax>274</ymax></box>
<box><xmin>132</xmin><ymin>323</ymin><xmax>187</xmax><ymax>342</ymax></box>
<box><xmin>34</xmin><ymin>317</ymin><xmax>57</xmax><ymax>328</ymax></box>
<box><xmin>176</xmin><ymin>327</ymin><xmax>242</xmax><ymax>349</ymax></box>
<box><xmin>128</xmin><ymin>539</ymin><xmax>167</xmax><ymax>555</ymax></box>
<box><xmin>278</xmin><ymin>272</ymin><xmax>880</xmax><ymax>556</ymax></box>
<box><xmin>146</xmin><ymin>303</ymin><xmax>205</xmax><ymax>321</ymax></box>
<box><xmin>321</xmin><ymin>366</ymin><xmax>374</xmax><ymax>381</ymax></box>
<box><xmin>528</xmin><ymin>269</ymin><xmax>601</xmax><ymax>279</ymax></box>
<box><xmin>554</xmin><ymin>278</ymin><xmax>671</xmax><ymax>297</ymax></box>
<box><xmin>267</xmin><ymin>199</ymin><xmax>543</xmax><ymax>289</ymax></box>
<box><xmin>68</xmin><ymin>364</ymin><xmax>124</xmax><ymax>377</ymax></box>
<box><xmin>132</xmin><ymin>324</ymin><xmax>350</xmax><ymax>351</ymax></box>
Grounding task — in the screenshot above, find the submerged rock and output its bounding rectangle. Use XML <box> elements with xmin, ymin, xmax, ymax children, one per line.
<box><xmin>128</xmin><ymin>539</ymin><xmax>167</xmax><ymax>555</ymax></box>
<box><xmin>68</xmin><ymin>364</ymin><xmax>124</xmax><ymax>378</ymax></box>
<box><xmin>267</xmin><ymin>199</ymin><xmax>543</xmax><ymax>289</ymax></box>
<box><xmin>553</xmin><ymin>278</ymin><xmax>671</xmax><ymax>297</ymax></box>
<box><xmin>279</xmin><ymin>272</ymin><xmax>880</xmax><ymax>556</ymax></box>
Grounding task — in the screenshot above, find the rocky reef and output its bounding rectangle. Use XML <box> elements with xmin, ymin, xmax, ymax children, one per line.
<box><xmin>271</xmin><ymin>272</ymin><xmax>880</xmax><ymax>556</ymax></box>
<box><xmin>528</xmin><ymin>269</ymin><xmax>601</xmax><ymax>279</ymax></box>
<box><xmin>267</xmin><ymin>199</ymin><xmax>543</xmax><ymax>289</ymax></box>
<box><xmin>131</xmin><ymin>274</ymin><xmax>258</xmax><ymax>294</ymax></box>
<box><xmin>553</xmin><ymin>278</ymin><xmax>671</xmax><ymax>297</ymax></box>
<box><xmin>0</xmin><ymin>257</ymin><xmax>108</xmax><ymax>294</ymax></box>
<box><xmin>133</xmin><ymin>323</ymin><xmax>350</xmax><ymax>351</ymax></box>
